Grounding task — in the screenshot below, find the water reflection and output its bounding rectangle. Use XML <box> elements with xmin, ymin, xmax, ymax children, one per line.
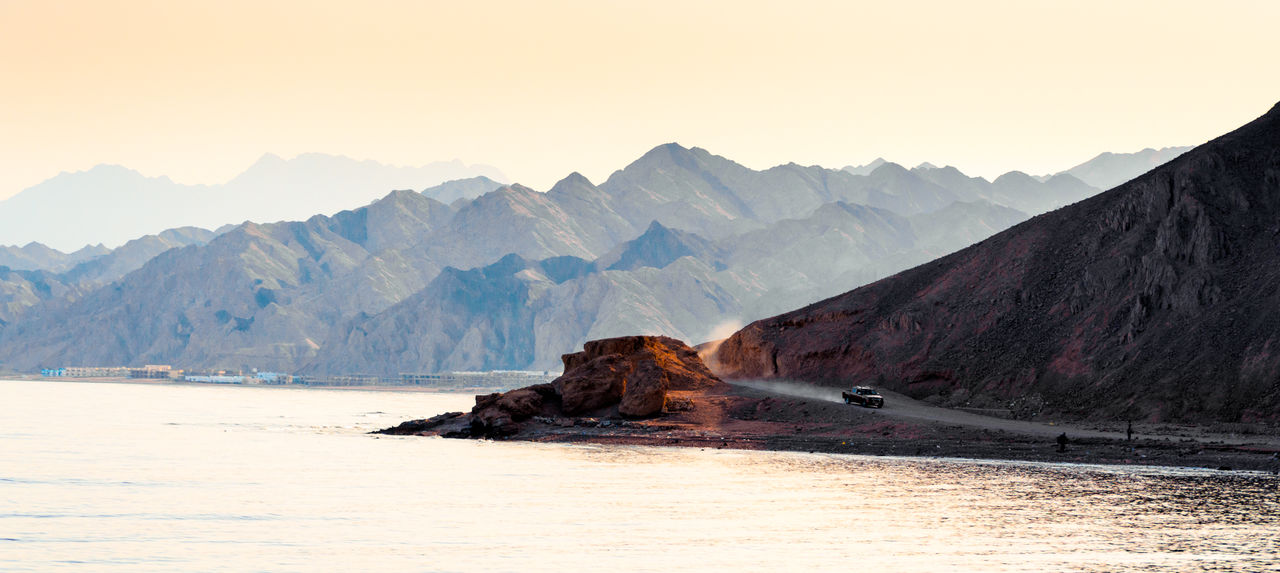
<box><xmin>2</xmin><ymin>380</ymin><xmax>1277</xmax><ymax>572</ymax></box>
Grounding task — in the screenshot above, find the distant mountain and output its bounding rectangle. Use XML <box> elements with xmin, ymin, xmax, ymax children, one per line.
<box><xmin>0</xmin><ymin>190</ymin><xmax>457</xmax><ymax>371</ymax></box>
<box><xmin>0</xmin><ymin>268</ymin><xmax>79</xmax><ymax>327</ymax></box>
<box><xmin>0</xmin><ymin>142</ymin><xmax>1134</xmax><ymax>376</ymax></box>
<box><xmin>715</xmin><ymin>102</ymin><xmax>1280</xmax><ymax>424</ymax></box>
<box><xmin>842</xmin><ymin>158</ymin><xmax>888</xmax><ymax>176</ymax></box>
<box><xmin>423</xmin><ymin>176</ymin><xmax>507</xmax><ymax>205</ymax></box>
<box><xmin>1060</xmin><ymin>146</ymin><xmax>1193</xmax><ymax>191</ymax></box>
<box><xmin>0</xmin><ymin>227</ymin><xmax>218</xmax><ymax>325</ymax></box>
<box><xmin>594</xmin><ymin>221</ymin><xmax>726</xmax><ymax>272</ymax></box>
<box><xmin>904</xmin><ymin>164</ymin><xmax>1096</xmax><ymax>215</ymax></box>
<box><xmin>60</xmin><ymin>227</ymin><xmax>219</xmax><ymax>289</ymax></box>
<box><xmin>305</xmin><ymin>198</ymin><xmax>1029</xmax><ymax>376</ymax></box>
<box><xmin>0</xmin><ymin>155</ymin><xmax>506</xmax><ymax>251</ymax></box>
<box><xmin>596</xmin><ymin>144</ymin><xmax>1048</xmax><ymax>236</ymax></box>
<box><xmin>0</xmin><ymin>243</ymin><xmax>108</xmax><ymax>273</ymax></box>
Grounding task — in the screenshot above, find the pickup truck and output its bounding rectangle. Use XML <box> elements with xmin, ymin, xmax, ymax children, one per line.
<box><xmin>842</xmin><ymin>386</ymin><xmax>884</xmax><ymax>408</ymax></box>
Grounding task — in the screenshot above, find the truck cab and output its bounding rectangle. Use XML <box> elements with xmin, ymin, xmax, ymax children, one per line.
<box><xmin>842</xmin><ymin>386</ymin><xmax>884</xmax><ymax>408</ymax></box>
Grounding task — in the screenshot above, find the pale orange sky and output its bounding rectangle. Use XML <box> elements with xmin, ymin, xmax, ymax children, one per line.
<box><xmin>2</xmin><ymin>0</ymin><xmax>1278</xmax><ymax>199</ymax></box>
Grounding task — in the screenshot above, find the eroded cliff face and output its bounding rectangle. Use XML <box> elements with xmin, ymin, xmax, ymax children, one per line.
<box><xmin>388</xmin><ymin>336</ymin><xmax>725</xmax><ymax>438</ymax></box>
<box><xmin>715</xmin><ymin>102</ymin><xmax>1280</xmax><ymax>424</ymax></box>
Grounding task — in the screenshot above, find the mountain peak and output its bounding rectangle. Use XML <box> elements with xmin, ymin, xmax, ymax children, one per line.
<box><xmin>548</xmin><ymin>171</ymin><xmax>596</xmax><ymax>195</ymax></box>
<box><xmin>597</xmin><ymin>220</ymin><xmax>719</xmax><ymax>272</ymax></box>
<box><xmin>866</xmin><ymin>161</ymin><xmax>911</xmax><ymax>178</ymax></box>
<box><xmin>844</xmin><ymin>157</ymin><xmax>888</xmax><ymax>176</ymax></box>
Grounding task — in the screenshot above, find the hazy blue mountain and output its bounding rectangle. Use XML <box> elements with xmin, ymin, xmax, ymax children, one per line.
<box><xmin>0</xmin><ymin>268</ymin><xmax>80</xmax><ymax>327</ymax></box>
<box><xmin>306</xmin><ymin>196</ymin><xmax>1030</xmax><ymax>375</ymax></box>
<box><xmin>60</xmin><ymin>227</ymin><xmax>219</xmax><ymax>289</ymax></box>
<box><xmin>842</xmin><ymin>158</ymin><xmax>888</xmax><ymax>176</ymax></box>
<box><xmin>308</xmin><ymin>252</ymin><xmax>741</xmax><ymax>375</ymax></box>
<box><xmin>435</xmin><ymin>182</ymin><xmax>629</xmax><ymax>264</ymax></box>
<box><xmin>595</xmin><ymin>144</ymin><xmax>978</xmax><ymax>239</ymax></box>
<box><xmin>420</xmin><ymin>176</ymin><xmax>507</xmax><ymax>204</ymax></box>
<box><xmin>0</xmin><ymin>142</ymin><xmax>1139</xmax><ymax>375</ymax></box>
<box><xmin>0</xmin><ymin>190</ymin><xmax>457</xmax><ymax>372</ymax></box>
<box><xmin>0</xmin><ymin>242</ymin><xmax>108</xmax><ymax>273</ymax></box>
<box><xmin>594</xmin><ymin>221</ymin><xmax>727</xmax><ymax>272</ymax></box>
<box><xmin>1060</xmin><ymin>146</ymin><xmax>1193</xmax><ymax>190</ymax></box>
<box><xmin>0</xmin><ymin>154</ymin><xmax>507</xmax><ymax>250</ymax></box>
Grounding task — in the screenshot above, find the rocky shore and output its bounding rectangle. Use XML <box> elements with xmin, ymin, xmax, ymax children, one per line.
<box><xmin>377</xmin><ymin>336</ymin><xmax>1280</xmax><ymax>473</ymax></box>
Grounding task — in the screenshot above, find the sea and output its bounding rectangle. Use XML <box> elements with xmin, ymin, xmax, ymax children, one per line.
<box><xmin>2</xmin><ymin>379</ymin><xmax>1277</xmax><ymax>572</ymax></box>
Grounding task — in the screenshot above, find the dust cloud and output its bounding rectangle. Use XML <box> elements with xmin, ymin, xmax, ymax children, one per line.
<box><xmin>730</xmin><ymin>379</ymin><xmax>844</xmax><ymax>404</ymax></box>
<box><xmin>696</xmin><ymin>318</ymin><xmax>744</xmax><ymax>370</ymax></box>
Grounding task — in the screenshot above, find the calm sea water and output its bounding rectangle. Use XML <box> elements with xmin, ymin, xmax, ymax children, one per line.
<box><xmin>2</xmin><ymin>379</ymin><xmax>1277</xmax><ymax>572</ymax></box>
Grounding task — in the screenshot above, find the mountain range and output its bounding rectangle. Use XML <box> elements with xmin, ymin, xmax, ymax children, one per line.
<box><xmin>0</xmin><ymin>154</ymin><xmax>507</xmax><ymax>251</ymax></box>
<box><xmin>714</xmin><ymin>103</ymin><xmax>1280</xmax><ymax>424</ymax></box>
<box><xmin>0</xmin><ymin>142</ymin><xmax>1190</xmax><ymax>377</ymax></box>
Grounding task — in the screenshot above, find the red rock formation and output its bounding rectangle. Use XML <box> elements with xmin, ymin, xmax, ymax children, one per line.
<box><xmin>465</xmin><ymin>335</ymin><xmax>723</xmax><ymax>436</ymax></box>
<box><xmin>715</xmin><ymin>101</ymin><xmax>1280</xmax><ymax>424</ymax></box>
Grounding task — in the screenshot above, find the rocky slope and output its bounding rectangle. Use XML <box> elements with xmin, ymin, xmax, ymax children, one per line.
<box><xmin>714</xmin><ymin>102</ymin><xmax>1280</xmax><ymax>424</ymax></box>
<box><xmin>0</xmin><ymin>268</ymin><xmax>79</xmax><ymax>327</ymax></box>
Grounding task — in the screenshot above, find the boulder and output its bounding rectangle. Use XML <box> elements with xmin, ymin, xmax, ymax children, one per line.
<box><xmin>554</xmin><ymin>354</ymin><xmax>628</xmax><ymax>415</ymax></box>
<box><xmin>373</xmin><ymin>411</ymin><xmax>466</xmax><ymax>435</ymax></box>
<box><xmin>471</xmin><ymin>384</ymin><xmax>554</xmax><ymax>434</ymax></box>
<box><xmin>619</xmin><ymin>352</ymin><xmax>668</xmax><ymax>417</ymax></box>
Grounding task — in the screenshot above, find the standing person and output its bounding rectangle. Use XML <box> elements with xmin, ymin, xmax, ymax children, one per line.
<box><xmin>1057</xmin><ymin>432</ymin><xmax>1069</xmax><ymax>453</ymax></box>
<box><xmin>1127</xmin><ymin>420</ymin><xmax>1133</xmax><ymax>442</ymax></box>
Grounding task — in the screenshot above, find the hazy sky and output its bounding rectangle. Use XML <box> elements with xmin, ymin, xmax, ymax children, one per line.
<box><xmin>2</xmin><ymin>0</ymin><xmax>1278</xmax><ymax>200</ymax></box>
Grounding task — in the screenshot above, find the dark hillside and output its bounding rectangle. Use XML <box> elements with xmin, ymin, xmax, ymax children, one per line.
<box><xmin>716</xmin><ymin>102</ymin><xmax>1280</xmax><ymax>424</ymax></box>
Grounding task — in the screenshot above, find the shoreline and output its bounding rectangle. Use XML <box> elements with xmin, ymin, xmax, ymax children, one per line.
<box><xmin>2</xmin><ymin>377</ymin><xmax>508</xmax><ymax>394</ymax></box>
<box><xmin>500</xmin><ymin>422</ymin><xmax>1280</xmax><ymax>474</ymax></box>
<box><xmin>385</xmin><ymin>383</ymin><xmax>1280</xmax><ymax>474</ymax></box>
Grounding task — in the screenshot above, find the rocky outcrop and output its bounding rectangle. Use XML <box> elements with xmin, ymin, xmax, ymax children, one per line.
<box><xmin>714</xmin><ymin>101</ymin><xmax>1280</xmax><ymax>424</ymax></box>
<box><xmin>420</xmin><ymin>336</ymin><xmax>724</xmax><ymax>438</ymax></box>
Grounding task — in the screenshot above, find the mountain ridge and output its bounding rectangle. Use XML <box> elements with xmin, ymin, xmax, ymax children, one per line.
<box><xmin>0</xmin><ymin>155</ymin><xmax>507</xmax><ymax>250</ymax></box>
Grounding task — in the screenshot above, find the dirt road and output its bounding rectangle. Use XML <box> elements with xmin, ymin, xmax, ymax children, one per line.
<box><xmin>730</xmin><ymin>379</ymin><xmax>1280</xmax><ymax>448</ymax></box>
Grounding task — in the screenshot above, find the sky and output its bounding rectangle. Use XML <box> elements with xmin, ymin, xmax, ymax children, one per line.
<box><xmin>2</xmin><ymin>0</ymin><xmax>1278</xmax><ymax>200</ymax></box>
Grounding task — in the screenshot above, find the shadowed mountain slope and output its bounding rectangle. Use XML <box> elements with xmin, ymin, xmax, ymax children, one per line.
<box><xmin>715</xmin><ymin>102</ymin><xmax>1280</xmax><ymax>424</ymax></box>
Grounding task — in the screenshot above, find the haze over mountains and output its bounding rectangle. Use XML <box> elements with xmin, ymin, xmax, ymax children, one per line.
<box><xmin>715</xmin><ymin>104</ymin><xmax>1280</xmax><ymax>424</ymax></box>
<box><xmin>0</xmin><ymin>154</ymin><xmax>507</xmax><ymax>251</ymax></box>
<box><xmin>0</xmin><ymin>143</ymin><xmax>1190</xmax><ymax>377</ymax></box>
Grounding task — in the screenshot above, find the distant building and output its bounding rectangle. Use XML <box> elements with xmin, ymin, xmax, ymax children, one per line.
<box><xmin>254</xmin><ymin>372</ymin><xmax>292</xmax><ymax>384</ymax></box>
<box><xmin>129</xmin><ymin>365</ymin><xmax>180</xmax><ymax>379</ymax></box>
<box><xmin>399</xmin><ymin>370</ymin><xmax>558</xmax><ymax>389</ymax></box>
<box><xmin>61</xmin><ymin>366</ymin><xmax>131</xmax><ymax>378</ymax></box>
<box><xmin>184</xmin><ymin>375</ymin><xmax>247</xmax><ymax>384</ymax></box>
